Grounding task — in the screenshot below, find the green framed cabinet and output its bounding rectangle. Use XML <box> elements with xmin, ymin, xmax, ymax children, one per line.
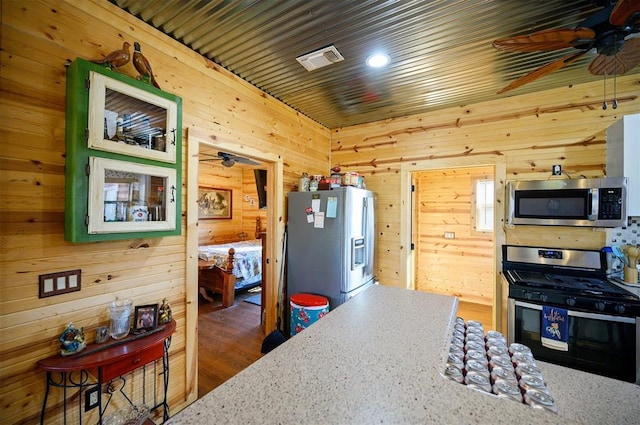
<box><xmin>65</xmin><ymin>58</ymin><xmax>182</xmax><ymax>243</ymax></box>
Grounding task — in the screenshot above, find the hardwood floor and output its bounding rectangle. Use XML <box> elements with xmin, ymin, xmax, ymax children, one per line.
<box><xmin>198</xmin><ymin>289</ymin><xmax>265</xmax><ymax>398</ymax></box>
<box><xmin>455</xmin><ymin>300</ymin><xmax>493</xmax><ymax>330</ymax></box>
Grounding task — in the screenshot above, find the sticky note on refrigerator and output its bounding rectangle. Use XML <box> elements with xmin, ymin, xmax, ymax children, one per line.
<box><xmin>326</xmin><ymin>197</ymin><xmax>337</xmax><ymax>218</ymax></box>
<box><xmin>314</xmin><ymin>211</ymin><xmax>325</xmax><ymax>228</ymax></box>
<box><xmin>311</xmin><ymin>197</ymin><xmax>321</xmax><ymax>213</ymax></box>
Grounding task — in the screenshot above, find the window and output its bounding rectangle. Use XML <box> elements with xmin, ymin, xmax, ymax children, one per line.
<box><xmin>474</xmin><ymin>179</ymin><xmax>494</xmax><ymax>232</ymax></box>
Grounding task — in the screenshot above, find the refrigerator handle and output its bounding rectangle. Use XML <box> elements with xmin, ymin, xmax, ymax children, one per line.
<box><xmin>364</xmin><ymin>196</ymin><xmax>374</xmax><ymax>276</ymax></box>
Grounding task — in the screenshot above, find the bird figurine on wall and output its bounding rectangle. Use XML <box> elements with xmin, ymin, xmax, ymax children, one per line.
<box><xmin>133</xmin><ymin>42</ymin><xmax>160</xmax><ymax>89</ymax></box>
<box><xmin>93</xmin><ymin>41</ymin><xmax>131</xmax><ymax>70</ymax></box>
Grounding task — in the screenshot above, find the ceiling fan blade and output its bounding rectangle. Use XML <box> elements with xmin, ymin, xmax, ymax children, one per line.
<box><xmin>609</xmin><ymin>0</ymin><xmax>640</xmax><ymax>26</ymax></box>
<box><xmin>497</xmin><ymin>51</ymin><xmax>587</xmax><ymax>94</ymax></box>
<box><xmin>235</xmin><ymin>157</ymin><xmax>260</xmax><ymax>165</ymax></box>
<box><xmin>217</xmin><ymin>151</ymin><xmax>260</xmax><ymax>166</ymax></box>
<box><xmin>493</xmin><ymin>28</ymin><xmax>596</xmax><ymax>52</ymax></box>
<box><xmin>588</xmin><ymin>37</ymin><xmax>640</xmax><ymax>75</ymax></box>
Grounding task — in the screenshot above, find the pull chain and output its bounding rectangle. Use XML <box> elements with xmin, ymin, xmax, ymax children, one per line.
<box><xmin>613</xmin><ymin>56</ymin><xmax>618</xmax><ymax>109</ymax></box>
<box><xmin>613</xmin><ymin>33</ymin><xmax>618</xmax><ymax>110</ymax></box>
<box><xmin>602</xmin><ymin>72</ymin><xmax>607</xmax><ymax>110</ymax></box>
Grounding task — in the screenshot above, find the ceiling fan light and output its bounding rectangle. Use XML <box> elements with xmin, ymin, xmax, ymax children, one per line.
<box><xmin>221</xmin><ymin>159</ymin><xmax>235</xmax><ymax>167</ymax></box>
<box><xmin>366</xmin><ymin>53</ymin><xmax>390</xmax><ymax>68</ymax></box>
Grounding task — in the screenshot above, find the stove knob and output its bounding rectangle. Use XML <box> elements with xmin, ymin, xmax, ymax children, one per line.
<box><xmin>539</xmin><ymin>293</ymin><xmax>548</xmax><ymax>302</ymax></box>
<box><xmin>565</xmin><ymin>297</ymin><xmax>576</xmax><ymax>307</ymax></box>
<box><xmin>595</xmin><ymin>301</ymin><xmax>606</xmax><ymax>311</ymax></box>
<box><xmin>614</xmin><ymin>304</ymin><xmax>626</xmax><ymax>314</ymax></box>
<box><xmin>524</xmin><ymin>291</ymin><xmax>533</xmax><ymax>300</ymax></box>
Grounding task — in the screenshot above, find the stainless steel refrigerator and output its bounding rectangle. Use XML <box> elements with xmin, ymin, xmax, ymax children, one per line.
<box><xmin>286</xmin><ymin>186</ymin><xmax>376</xmax><ymax>311</ymax></box>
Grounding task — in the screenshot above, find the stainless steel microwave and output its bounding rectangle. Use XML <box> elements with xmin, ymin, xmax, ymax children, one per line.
<box><xmin>506</xmin><ymin>177</ymin><xmax>628</xmax><ymax>227</ymax></box>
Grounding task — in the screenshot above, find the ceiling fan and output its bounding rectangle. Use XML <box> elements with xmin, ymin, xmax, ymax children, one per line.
<box><xmin>493</xmin><ymin>0</ymin><xmax>640</xmax><ymax>95</ymax></box>
<box><xmin>199</xmin><ymin>151</ymin><xmax>260</xmax><ymax>167</ymax></box>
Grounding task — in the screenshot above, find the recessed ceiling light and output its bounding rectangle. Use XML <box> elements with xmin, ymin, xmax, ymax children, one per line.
<box><xmin>366</xmin><ymin>53</ymin><xmax>390</xmax><ymax>68</ymax></box>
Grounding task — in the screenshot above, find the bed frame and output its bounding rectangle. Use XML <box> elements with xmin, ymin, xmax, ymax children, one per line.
<box><xmin>198</xmin><ymin>217</ymin><xmax>264</xmax><ymax>308</ymax></box>
<box><xmin>198</xmin><ymin>249</ymin><xmax>236</xmax><ymax>307</ymax></box>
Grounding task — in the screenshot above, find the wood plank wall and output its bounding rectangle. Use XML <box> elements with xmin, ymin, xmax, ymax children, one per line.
<box><xmin>197</xmin><ymin>163</ymin><xmax>266</xmax><ymax>246</ymax></box>
<box><xmin>415</xmin><ymin>166</ymin><xmax>494</xmax><ymax>306</ymax></box>
<box><xmin>1</xmin><ymin>0</ymin><xmax>639</xmax><ymax>423</ymax></box>
<box><xmin>0</xmin><ymin>0</ymin><xmax>329</xmax><ymax>423</ymax></box>
<box><xmin>332</xmin><ymin>76</ymin><xmax>640</xmax><ymax>289</ymax></box>
<box><xmin>241</xmin><ymin>169</ymin><xmax>268</xmax><ymax>237</ymax></box>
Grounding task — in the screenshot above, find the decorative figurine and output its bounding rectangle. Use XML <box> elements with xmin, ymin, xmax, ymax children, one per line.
<box><xmin>158</xmin><ymin>298</ymin><xmax>172</xmax><ymax>325</ymax></box>
<box><xmin>93</xmin><ymin>41</ymin><xmax>131</xmax><ymax>71</ymax></box>
<box><xmin>59</xmin><ymin>322</ymin><xmax>86</xmax><ymax>356</ymax></box>
<box><xmin>133</xmin><ymin>42</ymin><xmax>160</xmax><ymax>89</ymax></box>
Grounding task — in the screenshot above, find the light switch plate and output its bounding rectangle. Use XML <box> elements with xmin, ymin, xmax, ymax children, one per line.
<box><xmin>39</xmin><ymin>269</ymin><xmax>81</xmax><ymax>298</ymax></box>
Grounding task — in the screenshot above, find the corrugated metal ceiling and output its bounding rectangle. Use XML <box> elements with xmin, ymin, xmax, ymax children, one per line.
<box><xmin>111</xmin><ymin>0</ymin><xmax>639</xmax><ymax>129</ymax></box>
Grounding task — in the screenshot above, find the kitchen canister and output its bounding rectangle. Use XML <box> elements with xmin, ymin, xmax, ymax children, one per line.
<box><xmin>289</xmin><ymin>293</ymin><xmax>329</xmax><ymax>336</ymax></box>
<box><xmin>299</xmin><ymin>172</ymin><xmax>310</xmax><ymax>192</ymax></box>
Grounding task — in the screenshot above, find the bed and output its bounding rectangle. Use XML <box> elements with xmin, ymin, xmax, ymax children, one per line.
<box><xmin>198</xmin><ymin>239</ymin><xmax>263</xmax><ymax>307</ymax></box>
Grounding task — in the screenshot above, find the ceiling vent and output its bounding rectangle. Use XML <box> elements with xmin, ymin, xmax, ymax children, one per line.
<box><xmin>296</xmin><ymin>45</ymin><xmax>344</xmax><ymax>71</ymax></box>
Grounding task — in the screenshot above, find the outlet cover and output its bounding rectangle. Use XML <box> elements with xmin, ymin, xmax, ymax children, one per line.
<box><xmin>444</xmin><ymin>232</ymin><xmax>455</xmax><ymax>239</ymax></box>
<box><xmin>85</xmin><ymin>385</ymin><xmax>100</xmax><ymax>411</ymax></box>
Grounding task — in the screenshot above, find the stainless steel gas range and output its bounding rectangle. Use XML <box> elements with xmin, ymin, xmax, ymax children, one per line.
<box><xmin>502</xmin><ymin>245</ymin><xmax>640</xmax><ymax>384</ymax></box>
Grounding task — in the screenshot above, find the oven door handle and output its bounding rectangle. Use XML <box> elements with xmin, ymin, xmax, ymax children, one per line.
<box><xmin>514</xmin><ymin>300</ymin><xmax>637</xmax><ymax>324</ymax></box>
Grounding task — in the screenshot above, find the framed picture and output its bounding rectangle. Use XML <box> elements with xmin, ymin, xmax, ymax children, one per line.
<box><xmin>198</xmin><ymin>187</ymin><xmax>232</xmax><ymax>219</ymax></box>
<box><xmin>133</xmin><ymin>304</ymin><xmax>158</xmax><ymax>332</ymax></box>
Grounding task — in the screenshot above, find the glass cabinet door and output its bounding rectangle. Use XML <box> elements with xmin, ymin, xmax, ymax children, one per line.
<box><xmin>88</xmin><ymin>157</ymin><xmax>177</xmax><ymax>234</ymax></box>
<box><xmin>65</xmin><ymin>58</ymin><xmax>182</xmax><ymax>243</ymax></box>
<box><xmin>87</xmin><ymin>71</ymin><xmax>178</xmax><ymax>163</ymax></box>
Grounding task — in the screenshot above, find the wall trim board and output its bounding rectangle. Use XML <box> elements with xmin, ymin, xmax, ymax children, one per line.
<box><xmin>186</xmin><ymin>129</ymin><xmax>285</xmax><ymax>404</ymax></box>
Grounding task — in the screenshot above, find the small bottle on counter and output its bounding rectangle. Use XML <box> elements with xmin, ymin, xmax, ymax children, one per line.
<box><xmin>309</xmin><ymin>175</ymin><xmax>320</xmax><ymax>191</ymax></box>
<box><xmin>115</xmin><ymin>117</ymin><xmax>124</xmax><ymax>142</ymax></box>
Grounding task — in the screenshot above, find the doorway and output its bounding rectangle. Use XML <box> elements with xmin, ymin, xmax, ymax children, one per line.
<box><xmin>184</xmin><ymin>129</ymin><xmax>284</xmax><ymax>403</ymax></box>
<box><xmin>399</xmin><ymin>159</ymin><xmax>506</xmax><ymax>333</ymax></box>
<box><xmin>413</xmin><ymin>166</ymin><xmax>495</xmax><ymax>328</ymax></box>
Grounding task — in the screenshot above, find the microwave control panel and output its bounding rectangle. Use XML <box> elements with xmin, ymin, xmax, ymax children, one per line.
<box><xmin>599</xmin><ymin>188</ymin><xmax>623</xmax><ymax>219</ymax></box>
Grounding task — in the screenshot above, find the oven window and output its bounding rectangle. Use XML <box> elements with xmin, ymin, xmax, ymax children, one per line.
<box><xmin>514</xmin><ymin>305</ymin><xmax>637</xmax><ymax>383</ymax></box>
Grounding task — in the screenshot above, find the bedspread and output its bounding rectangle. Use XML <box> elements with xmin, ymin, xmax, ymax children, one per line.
<box><xmin>198</xmin><ymin>239</ymin><xmax>262</xmax><ymax>285</ymax></box>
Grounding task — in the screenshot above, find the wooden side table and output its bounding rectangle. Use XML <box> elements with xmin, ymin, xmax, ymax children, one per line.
<box><xmin>38</xmin><ymin>320</ymin><xmax>176</xmax><ymax>424</ymax></box>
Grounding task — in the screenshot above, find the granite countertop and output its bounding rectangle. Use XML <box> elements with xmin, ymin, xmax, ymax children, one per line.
<box><xmin>169</xmin><ymin>285</ymin><xmax>640</xmax><ymax>424</ymax></box>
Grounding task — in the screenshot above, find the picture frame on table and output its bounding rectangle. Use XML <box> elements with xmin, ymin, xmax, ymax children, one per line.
<box><xmin>198</xmin><ymin>187</ymin><xmax>232</xmax><ymax>219</ymax></box>
<box><xmin>133</xmin><ymin>304</ymin><xmax>158</xmax><ymax>333</ymax></box>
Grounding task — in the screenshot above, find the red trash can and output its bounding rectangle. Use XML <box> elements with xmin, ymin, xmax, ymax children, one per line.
<box><xmin>289</xmin><ymin>293</ymin><xmax>329</xmax><ymax>336</ymax></box>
